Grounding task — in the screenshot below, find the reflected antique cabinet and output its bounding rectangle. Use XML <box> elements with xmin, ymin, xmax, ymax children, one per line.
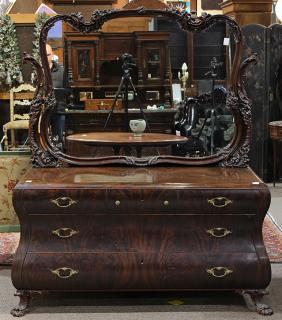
<box><xmin>70</xmin><ymin>44</ymin><xmax>96</xmax><ymax>86</ymax></box>
<box><xmin>64</xmin><ymin>31</ymin><xmax>172</xmax><ymax>107</ymax></box>
<box><xmin>136</xmin><ymin>32</ymin><xmax>170</xmax><ymax>84</ymax></box>
<box><xmin>10</xmin><ymin>7</ymin><xmax>273</xmax><ymax>318</ymax></box>
<box><xmin>65</xmin><ymin>34</ymin><xmax>99</xmax><ymax>87</ymax></box>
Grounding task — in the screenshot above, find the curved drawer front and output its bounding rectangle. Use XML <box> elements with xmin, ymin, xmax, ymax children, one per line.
<box><xmin>101</xmin><ymin>189</ymin><xmax>264</xmax><ymax>215</ymax></box>
<box><xmin>29</xmin><ymin>214</ymin><xmax>256</xmax><ymax>253</ymax></box>
<box><xmin>20</xmin><ymin>188</ymin><xmax>267</xmax><ymax>215</ymax></box>
<box><xmin>20</xmin><ymin>252</ymin><xmax>270</xmax><ymax>291</ymax></box>
<box><xmin>21</xmin><ymin>189</ymin><xmax>107</xmax><ymax>214</ymax></box>
<box><xmin>107</xmin><ymin>189</ymin><xmax>265</xmax><ymax>215</ymax></box>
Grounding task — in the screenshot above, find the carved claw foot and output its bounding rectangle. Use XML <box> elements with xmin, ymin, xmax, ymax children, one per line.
<box><xmin>237</xmin><ymin>289</ymin><xmax>273</xmax><ymax>316</ymax></box>
<box><xmin>11</xmin><ymin>291</ymin><xmax>32</xmax><ymax>317</ymax></box>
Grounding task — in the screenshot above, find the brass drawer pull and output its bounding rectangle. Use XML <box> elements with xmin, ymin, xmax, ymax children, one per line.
<box><xmin>163</xmin><ymin>200</ymin><xmax>170</xmax><ymax>206</ymax></box>
<box><xmin>207</xmin><ymin>228</ymin><xmax>232</xmax><ymax>238</ymax></box>
<box><xmin>51</xmin><ymin>197</ymin><xmax>77</xmax><ymax>208</ymax></box>
<box><xmin>206</xmin><ymin>267</ymin><xmax>233</xmax><ymax>278</ymax></box>
<box><xmin>208</xmin><ymin>197</ymin><xmax>232</xmax><ymax>208</ymax></box>
<box><xmin>52</xmin><ymin>227</ymin><xmax>79</xmax><ymax>239</ymax></box>
<box><xmin>50</xmin><ymin>267</ymin><xmax>79</xmax><ymax>279</ymax></box>
<box><xmin>115</xmin><ymin>200</ymin><xmax>121</xmax><ymax>206</ymax></box>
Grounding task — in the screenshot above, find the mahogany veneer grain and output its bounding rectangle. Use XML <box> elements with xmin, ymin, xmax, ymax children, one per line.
<box><xmin>11</xmin><ymin>166</ymin><xmax>272</xmax><ymax>315</ymax></box>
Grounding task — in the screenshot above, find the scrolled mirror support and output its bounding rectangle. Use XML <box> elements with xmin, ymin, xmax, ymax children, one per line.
<box><xmin>219</xmin><ymin>54</ymin><xmax>258</xmax><ymax>168</ymax></box>
<box><xmin>22</xmin><ymin>52</ymin><xmax>61</xmax><ymax>167</ymax></box>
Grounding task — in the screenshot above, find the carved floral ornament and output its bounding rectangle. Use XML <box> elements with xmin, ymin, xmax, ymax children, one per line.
<box><xmin>24</xmin><ymin>7</ymin><xmax>257</xmax><ymax>168</ymax></box>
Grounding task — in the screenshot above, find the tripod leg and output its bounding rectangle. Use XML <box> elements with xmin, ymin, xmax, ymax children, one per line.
<box><xmin>127</xmin><ymin>76</ymin><xmax>161</xmax><ymax>156</ymax></box>
<box><xmin>210</xmin><ymin>108</ymin><xmax>215</xmax><ymax>155</ymax></box>
<box><xmin>103</xmin><ymin>76</ymin><xmax>125</xmax><ymax>130</ymax></box>
<box><xmin>127</xmin><ymin>76</ymin><xmax>151</xmax><ymax>133</ymax></box>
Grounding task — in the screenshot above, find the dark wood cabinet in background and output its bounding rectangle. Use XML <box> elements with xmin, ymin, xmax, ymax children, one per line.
<box><xmin>71</xmin><ymin>44</ymin><xmax>95</xmax><ymax>86</ymax></box>
<box><xmin>65</xmin><ymin>34</ymin><xmax>100</xmax><ymax>87</ymax></box>
<box><xmin>143</xmin><ymin>45</ymin><xmax>163</xmax><ymax>80</ymax></box>
<box><xmin>64</xmin><ymin>31</ymin><xmax>172</xmax><ymax>107</ymax></box>
<box><xmin>136</xmin><ymin>32</ymin><xmax>169</xmax><ymax>84</ymax></box>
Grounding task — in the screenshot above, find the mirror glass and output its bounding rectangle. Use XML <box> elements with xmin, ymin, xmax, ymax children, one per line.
<box><xmin>45</xmin><ymin>14</ymin><xmax>235</xmax><ymax>159</ymax></box>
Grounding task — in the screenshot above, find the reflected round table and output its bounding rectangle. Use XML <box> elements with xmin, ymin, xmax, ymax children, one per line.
<box><xmin>269</xmin><ymin>120</ymin><xmax>282</xmax><ymax>186</ymax></box>
<box><xmin>66</xmin><ymin>132</ymin><xmax>188</xmax><ymax>158</ymax></box>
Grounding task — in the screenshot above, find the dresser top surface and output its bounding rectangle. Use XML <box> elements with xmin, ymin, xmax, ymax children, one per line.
<box><xmin>17</xmin><ymin>166</ymin><xmax>266</xmax><ymax>190</ymax></box>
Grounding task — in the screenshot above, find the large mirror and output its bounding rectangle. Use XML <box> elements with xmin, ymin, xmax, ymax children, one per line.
<box><xmin>28</xmin><ymin>6</ymin><xmax>253</xmax><ymax>167</ymax></box>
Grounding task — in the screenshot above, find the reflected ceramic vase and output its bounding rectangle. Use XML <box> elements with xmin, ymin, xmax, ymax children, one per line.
<box><xmin>129</xmin><ymin>119</ymin><xmax>146</xmax><ymax>137</ymax></box>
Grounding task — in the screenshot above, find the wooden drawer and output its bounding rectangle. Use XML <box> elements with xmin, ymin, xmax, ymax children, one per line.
<box><xmin>84</xmin><ymin>98</ymin><xmax>123</xmax><ymax>110</ymax></box>
<box><xmin>28</xmin><ymin>214</ymin><xmax>256</xmax><ymax>253</ymax></box>
<box><xmin>19</xmin><ymin>252</ymin><xmax>270</xmax><ymax>290</ymax></box>
<box><xmin>18</xmin><ymin>188</ymin><xmax>267</xmax><ymax>215</ymax></box>
<box><xmin>106</xmin><ymin>188</ymin><xmax>264</xmax><ymax>215</ymax></box>
<box><xmin>18</xmin><ymin>189</ymin><xmax>107</xmax><ymax>215</ymax></box>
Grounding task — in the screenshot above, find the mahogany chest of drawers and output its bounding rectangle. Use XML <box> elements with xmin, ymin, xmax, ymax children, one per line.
<box><xmin>11</xmin><ymin>166</ymin><xmax>272</xmax><ymax>315</ymax></box>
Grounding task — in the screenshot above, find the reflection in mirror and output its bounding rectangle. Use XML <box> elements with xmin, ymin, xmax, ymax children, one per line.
<box><xmin>46</xmin><ymin>15</ymin><xmax>235</xmax><ymax>160</ymax></box>
<box><xmin>174</xmin><ymin>87</ymin><xmax>232</xmax><ymax>157</ymax></box>
<box><xmin>45</xmin><ymin>20</ymin><xmax>67</xmax><ymax>151</ymax></box>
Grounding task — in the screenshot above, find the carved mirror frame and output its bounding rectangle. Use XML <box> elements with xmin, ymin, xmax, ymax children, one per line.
<box><xmin>26</xmin><ymin>7</ymin><xmax>256</xmax><ymax>168</ymax></box>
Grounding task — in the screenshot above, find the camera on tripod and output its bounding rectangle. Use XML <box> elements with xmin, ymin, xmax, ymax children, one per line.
<box><xmin>120</xmin><ymin>53</ymin><xmax>136</xmax><ymax>74</ymax></box>
<box><xmin>104</xmin><ymin>52</ymin><xmax>150</xmax><ymax>131</ymax></box>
